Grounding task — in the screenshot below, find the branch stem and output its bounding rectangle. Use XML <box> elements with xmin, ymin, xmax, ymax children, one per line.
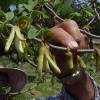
<box><xmin>33</xmin><ymin>37</ymin><xmax>100</xmax><ymax>53</ymax></box>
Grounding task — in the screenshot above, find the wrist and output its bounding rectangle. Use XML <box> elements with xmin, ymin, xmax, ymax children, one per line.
<box><xmin>59</xmin><ymin>68</ymin><xmax>84</xmax><ymax>85</ymax></box>
<box><xmin>61</xmin><ymin>69</ymin><xmax>82</xmax><ymax>85</ymax></box>
<box><xmin>61</xmin><ymin>69</ymin><xmax>95</xmax><ymax>100</ymax></box>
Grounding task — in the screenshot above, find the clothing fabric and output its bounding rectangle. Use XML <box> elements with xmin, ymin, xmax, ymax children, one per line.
<box><xmin>32</xmin><ymin>73</ymin><xmax>100</xmax><ymax>100</ymax></box>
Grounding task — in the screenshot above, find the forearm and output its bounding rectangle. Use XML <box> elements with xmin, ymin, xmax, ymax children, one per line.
<box><xmin>61</xmin><ymin>69</ymin><xmax>94</xmax><ymax>100</ymax></box>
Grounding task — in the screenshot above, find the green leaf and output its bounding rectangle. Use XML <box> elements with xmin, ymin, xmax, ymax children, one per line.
<box><xmin>18</xmin><ymin>16</ymin><xmax>32</xmax><ymax>23</ymax></box>
<box><xmin>0</xmin><ymin>83</ymin><xmax>11</xmax><ymax>94</ymax></box>
<box><xmin>22</xmin><ymin>11</ymin><xmax>28</xmax><ymax>16</ymax></box>
<box><xmin>70</xmin><ymin>12</ymin><xmax>81</xmax><ymax>17</ymax></box>
<box><xmin>54</xmin><ymin>0</ymin><xmax>62</xmax><ymax>12</ymax></box>
<box><xmin>23</xmin><ymin>0</ymin><xmax>38</xmax><ymax>11</ymax></box>
<box><xmin>18</xmin><ymin>4</ymin><xmax>25</xmax><ymax>14</ymax></box>
<box><xmin>85</xmin><ymin>10</ymin><xmax>94</xmax><ymax>17</ymax></box>
<box><xmin>5</xmin><ymin>12</ymin><xmax>14</xmax><ymax>21</ymax></box>
<box><xmin>0</xmin><ymin>10</ymin><xmax>6</xmax><ymax>21</ymax></box>
<box><xmin>54</xmin><ymin>0</ymin><xmax>61</xmax><ymax>9</ymax></box>
<box><xmin>42</xmin><ymin>12</ymin><xmax>49</xmax><ymax>19</ymax></box>
<box><xmin>28</xmin><ymin>25</ymin><xmax>39</xmax><ymax>39</ymax></box>
<box><xmin>54</xmin><ymin>0</ymin><xmax>74</xmax><ymax>16</ymax></box>
<box><xmin>43</xmin><ymin>29</ymin><xmax>53</xmax><ymax>41</ymax></box>
<box><xmin>60</xmin><ymin>0</ymin><xmax>74</xmax><ymax>15</ymax></box>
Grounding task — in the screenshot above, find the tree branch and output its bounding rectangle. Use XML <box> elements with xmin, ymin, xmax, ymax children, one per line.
<box><xmin>80</xmin><ymin>29</ymin><xmax>100</xmax><ymax>39</ymax></box>
<box><xmin>45</xmin><ymin>3</ymin><xmax>65</xmax><ymax>22</ymax></box>
<box><xmin>33</xmin><ymin>37</ymin><xmax>100</xmax><ymax>53</ymax></box>
<box><xmin>49</xmin><ymin>43</ymin><xmax>100</xmax><ymax>53</ymax></box>
<box><xmin>0</xmin><ymin>21</ymin><xmax>13</xmax><ymax>27</ymax></box>
<box><xmin>93</xmin><ymin>3</ymin><xmax>100</xmax><ymax>20</ymax></box>
<box><xmin>45</xmin><ymin>3</ymin><xmax>100</xmax><ymax>39</ymax></box>
<box><xmin>26</xmin><ymin>59</ymin><xmax>37</xmax><ymax>68</ymax></box>
<box><xmin>87</xmin><ymin>17</ymin><xmax>95</xmax><ymax>25</ymax></box>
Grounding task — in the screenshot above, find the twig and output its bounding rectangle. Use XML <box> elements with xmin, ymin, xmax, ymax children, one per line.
<box><xmin>92</xmin><ymin>41</ymin><xmax>100</xmax><ymax>45</ymax></box>
<box><xmin>33</xmin><ymin>37</ymin><xmax>100</xmax><ymax>53</ymax></box>
<box><xmin>1</xmin><ymin>32</ymin><xmax>5</xmax><ymax>38</ymax></box>
<box><xmin>0</xmin><ymin>21</ymin><xmax>13</xmax><ymax>27</ymax></box>
<box><xmin>45</xmin><ymin>3</ymin><xmax>100</xmax><ymax>39</ymax></box>
<box><xmin>9</xmin><ymin>84</ymin><xmax>37</xmax><ymax>95</ymax></box>
<box><xmin>87</xmin><ymin>17</ymin><xmax>95</xmax><ymax>25</ymax></box>
<box><xmin>26</xmin><ymin>59</ymin><xmax>37</xmax><ymax>68</ymax></box>
<box><xmin>33</xmin><ymin>37</ymin><xmax>42</xmax><ymax>42</ymax></box>
<box><xmin>94</xmin><ymin>3</ymin><xmax>100</xmax><ymax>20</ymax></box>
<box><xmin>80</xmin><ymin>29</ymin><xmax>100</xmax><ymax>39</ymax></box>
<box><xmin>49</xmin><ymin>43</ymin><xmax>67</xmax><ymax>51</ymax></box>
<box><xmin>45</xmin><ymin>3</ymin><xmax>64</xmax><ymax>22</ymax></box>
<box><xmin>95</xmin><ymin>8</ymin><xmax>100</xmax><ymax>20</ymax></box>
<box><xmin>49</xmin><ymin>43</ymin><xmax>100</xmax><ymax>53</ymax></box>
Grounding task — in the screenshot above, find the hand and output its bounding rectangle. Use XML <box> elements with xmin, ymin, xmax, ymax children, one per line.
<box><xmin>50</xmin><ymin>19</ymin><xmax>88</xmax><ymax>49</ymax></box>
<box><xmin>50</xmin><ymin>19</ymin><xmax>94</xmax><ymax>100</ymax></box>
<box><xmin>50</xmin><ymin>19</ymin><xmax>89</xmax><ymax>75</ymax></box>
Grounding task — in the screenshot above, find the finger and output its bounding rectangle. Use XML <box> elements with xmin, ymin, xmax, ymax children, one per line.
<box><xmin>59</xmin><ymin>19</ymin><xmax>88</xmax><ymax>48</ymax></box>
<box><xmin>50</xmin><ymin>27</ymin><xmax>78</xmax><ymax>49</ymax></box>
<box><xmin>78</xmin><ymin>34</ymin><xmax>89</xmax><ymax>49</ymax></box>
<box><xmin>59</xmin><ymin>19</ymin><xmax>82</xmax><ymax>41</ymax></box>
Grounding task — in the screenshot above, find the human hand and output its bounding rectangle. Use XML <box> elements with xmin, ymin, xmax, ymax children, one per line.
<box><xmin>49</xmin><ymin>19</ymin><xmax>94</xmax><ymax>100</ymax></box>
<box><xmin>50</xmin><ymin>19</ymin><xmax>88</xmax><ymax>49</ymax></box>
<box><xmin>50</xmin><ymin>19</ymin><xmax>89</xmax><ymax>76</ymax></box>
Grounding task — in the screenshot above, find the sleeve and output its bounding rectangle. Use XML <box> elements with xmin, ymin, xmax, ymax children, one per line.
<box><xmin>31</xmin><ymin>87</ymin><xmax>74</xmax><ymax>100</ymax></box>
<box><xmin>86</xmin><ymin>72</ymin><xmax>100</xmax><ymax>100</ymax></box>
<box><xmin>92</xmin><ymin>79</ymin><xmax>100</xmax><ymax>100</ymax></box>
<box><xmin>32</xmin><ymin>72</ymin><xmax>100</xmax><ymax>100</ymax></box>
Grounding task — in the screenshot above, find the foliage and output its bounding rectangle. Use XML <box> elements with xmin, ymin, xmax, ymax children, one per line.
<box><xmin>0</xmin><ymin>0</ymin><xmax>99</xmax><ymax>59</ymax></box>
<box><xmin>0</xmin><ymin>0</ymin><xmax>100</xmax><ymax>99</ymax></box>
<box><xmin>0</xmin><ymin>83</ymin><xmax>11</xmax><ymax>94</ymax></box>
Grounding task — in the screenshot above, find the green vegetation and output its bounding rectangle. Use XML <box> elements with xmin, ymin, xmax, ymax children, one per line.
<box><xmin>0</xmin><ymin>0</ymin><xmax>100</xmax><ymax>99</ymax></box>
<box><xmin>0</xmin><ymin>56</ymin><xmax>62</xmax><ymax>99</ymax></box>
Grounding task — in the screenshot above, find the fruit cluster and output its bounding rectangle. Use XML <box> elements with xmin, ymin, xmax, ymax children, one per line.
<box><xmin>5</xmin><ymin>26</ymin><xmax>26</xmax><ymax>53</ymax></box>
<box><xmin>37</xmin><ymin>43</ymin><xmax>87</xmax><ymax>78</ymax></box>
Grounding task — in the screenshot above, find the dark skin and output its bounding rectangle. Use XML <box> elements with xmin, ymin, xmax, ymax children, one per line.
<box><xmin>0</xmin><ymin>19</ymin><xmax>94</xmax><ymax>100</ymax></box>
<box><xmin>50</xmin><ymin>19</ymin><xmax>94</xmax><ymax>100</ymax></box>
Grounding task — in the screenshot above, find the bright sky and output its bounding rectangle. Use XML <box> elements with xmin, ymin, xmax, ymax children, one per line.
<box><xmin>97</xmin><ymin>0</ymin><xmax>100</xmax><ymax>2</ymax></box>
<box><xmin>80</xmin><ymin>0</ymin><xmax>100</xmax><ymax>3</ymax></box>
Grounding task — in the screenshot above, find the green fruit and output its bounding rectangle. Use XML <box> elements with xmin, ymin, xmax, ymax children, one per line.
<box><xmin>94</xmin><ymin>49</ymin><xmax>100</xmax><ymax>70</ymax></box>
<box><xmin>45</xmin><ymin>47</ymin><xmax>61</xmax><ymax>74</ymax></box>
<box><xmin>5</xmin><ymin>27</ymin><xmax>15</xmax><ymax>51</ymax></box>
<box><xmin>14</xmin><ymin>26</ymin><xmax>26</xmax><ymax>41</ymax></box>
<box><xmin>43</xmin><ymin>56</ymin><xmax>50</xmax><ymax>73</ymax></box>
<box><xmin>66</xmin><ymin>51</ymin><xmax>74</xmax><ymax>69</ymax></box>
<box><xmin>37</xmin><ymin>46</ymin><xmax>45</xmax><ymax>78</ymax></box>
<box><xmin>15</xmin><ymin>36</ymin><xmax>24</xmax><ymax>53</ymax></box>
<box><xmin>77</xmin><ymin>56</ymin><xmax>86</xmax><ymax>68</ymax></box>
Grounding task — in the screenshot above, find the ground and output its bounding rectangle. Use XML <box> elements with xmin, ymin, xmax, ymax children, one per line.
<box><xmin>0</xmin><ymin>43</ymin><xmax>100</xmax><ymax>99</ymax></box>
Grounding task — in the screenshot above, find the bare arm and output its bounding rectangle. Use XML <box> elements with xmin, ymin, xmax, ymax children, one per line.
<box><xmin>50</xmin><ymin>19</ymin><xmax>94</xmax><ymax>100</ymax></box>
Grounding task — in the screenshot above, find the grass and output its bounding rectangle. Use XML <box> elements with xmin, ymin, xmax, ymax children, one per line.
<box><xmin>0</xmin><ymin>56</ymin><xmax>61</xmax><ymax>99</ymax></box>
<box><xmin>0</xmin><ymin>52</ymin><xmax>100</xmax><ymax>99</ymax></box>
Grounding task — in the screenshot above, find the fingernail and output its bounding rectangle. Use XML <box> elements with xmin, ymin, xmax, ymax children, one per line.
<box><xmin>71</xmin><ymin>41</ymin><xmax>78</xmax><ymax>48</ymax></box>
<box><xmin>68</xmin><ymin>41</ymin><xmax>78</xmax><ymax>48</ymax></box>
<box><xmin>68</xmin><ymin>42</ymin><xmax>73</xmax><ymax>48</ymax></box>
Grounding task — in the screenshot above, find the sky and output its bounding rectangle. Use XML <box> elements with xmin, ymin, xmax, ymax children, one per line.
<box><xmin>79</xmin><ymin>0</ymin><xmax>100</xmax><ymax>3</ymax></box>
<box><xmin>97</xmin><ymin>0</ymin><xmax>100</xmax><ymax>2</ymax></box>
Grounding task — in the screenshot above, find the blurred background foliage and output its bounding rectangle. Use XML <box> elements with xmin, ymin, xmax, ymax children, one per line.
<box><xmin>0</xmin><ymin>0</ymin><xmax>100</xmax><ymax>99</ymax></box>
